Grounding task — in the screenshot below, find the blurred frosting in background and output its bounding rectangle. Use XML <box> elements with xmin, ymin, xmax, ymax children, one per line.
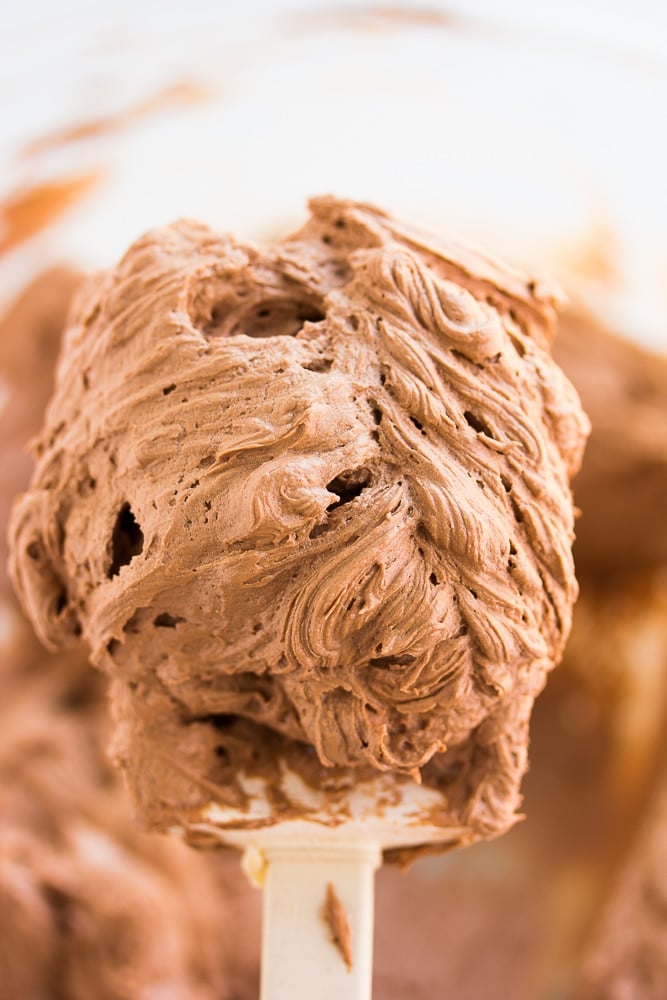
<box><xmin>1</xmin><ymin>2</ymin><xmax>667</xmax><ymax>999</ymax></box>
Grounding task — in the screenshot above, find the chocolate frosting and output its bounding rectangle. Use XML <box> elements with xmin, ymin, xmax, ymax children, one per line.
<box><xmin>0</xmin><ymin>267</ymin><xmax>83</xmax><ymax>600</ymax></box>
<box><xmin>9</xmin><ymin>197</ymin><xmax>588</xmax><ymax>842</ymax></box>
<box><xmin>577</xmin><ymin>757</ymin><xmax>667</xmax><ymax>1000</ymax></box>
<box><xmin>0</xmin><ymin>668</ymin><xmax>232</xmax><ymax>1000</ymax></box>
<box><xmin>0</xmin><ymin>269</ymin><xmax>252</xmax><ymax>1000</ymax></box>
<box><xmin>5</xmin><ymin>259</ymin><xmax>667</xmax><ymax>997</ymax></box>
<box><xmin>553</xmin><ymin>308</ymin><xmax>667</xmax><ymax>578</ymax></box>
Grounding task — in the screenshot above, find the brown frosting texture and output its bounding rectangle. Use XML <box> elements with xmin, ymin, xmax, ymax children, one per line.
<box><xmin>9</xmin><ymin>198</ymin><xmax>588</xmax><ymax>839</ymax></box>
<box><xmin>0</xmin><ymin>269</ymin><xmax>252</xmax><ymax>1000</ymax></box>
<box><xmin>577</xmin><ymin>755</ymin><xmax>667</xmax><ymax>1000</ymax></box>
<box><xmin>0</xmin><ymin>666</ymin><xmax>231</xmax><ymax>1000</ymax></box>
<box><xmin>553</xmin><ymin>307</ymin><xmax>667</xmax><ymax>578</ymax></box>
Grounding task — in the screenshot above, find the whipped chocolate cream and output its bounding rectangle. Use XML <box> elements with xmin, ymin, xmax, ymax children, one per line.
<box><xmin>9</xmin><ymin>197</ymin><xmax>588</xmax><ymax>845</ymax></box>
<box><xmin>0</xmin><ymin>267</ymin><xmax>83</xmax><ymax>600</ymax></box>
<box><xmin>0</xmin><ymin>270</ymin><xmax>250</xmax><ymax>1000</ymax></box>
<box><xmin>5</xmin><ymin>259</ymin><xmax>667</xmax><ymax>997</ymax></box>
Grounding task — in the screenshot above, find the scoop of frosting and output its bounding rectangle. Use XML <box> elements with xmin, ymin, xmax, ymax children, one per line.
<box><xmin>9</xmin><ymin>197</ymin><xmax>588</xmax><ymax>840</ymax></box>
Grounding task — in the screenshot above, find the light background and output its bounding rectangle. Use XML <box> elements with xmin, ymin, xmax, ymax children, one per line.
<box><xmin>1</xmin><ymin>0</ymin><xmax>666</xmax><ymax>349</ymax></box>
